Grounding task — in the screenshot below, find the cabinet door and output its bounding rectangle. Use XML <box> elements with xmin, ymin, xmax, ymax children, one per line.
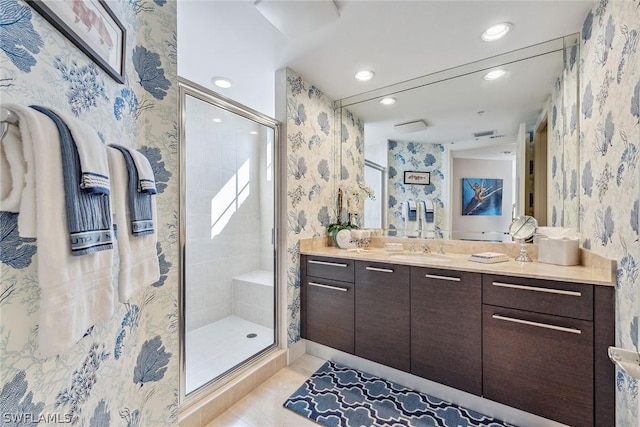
<box><xmin>303</xmin><ymin>275</ymin><xmax>354</xmax><ymax>354</ymax></box>
<box><xmin>483</xmin><ymin>305</ymin><xmax>594</xmax><ymax>426</ymax></box>
<box><xmin>355</xmin><ymin>261</ymin><xmax>410</xmax><ymax>372</ymax></box>
<box><xmin>411</xmin><ymin>268</ymin><xmax>482</xmax><ymax>395</ymax></box>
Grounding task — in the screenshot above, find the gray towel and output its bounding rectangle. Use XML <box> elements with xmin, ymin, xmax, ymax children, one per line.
<box><xmin>30</xmin><ymin>106</ymin><xmax>113</xmax><ymax>255</ymax></box>
<box><xmin>109</xmin><ymin>145</ymin><xmax>155</xmax><ymax>236</ymax></box>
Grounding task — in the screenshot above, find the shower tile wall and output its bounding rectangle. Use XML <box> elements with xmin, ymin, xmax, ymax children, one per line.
<box><xmin>185</xmin><ymin>99</ymin><xmax>262</xmax><ymax>332</ymax></box>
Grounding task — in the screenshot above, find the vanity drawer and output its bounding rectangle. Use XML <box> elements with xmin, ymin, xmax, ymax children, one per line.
<box><xmin>483</xmin><ymin>305</ymin><xmax>594</xmax><ymax>426</ymax></box>
<box><xmin>306</xmin><ymin>256</ymin><xmax>354</xmax><ymax>283</ymax></box>
<box><xmin>483</xmin><ymin>274</ymin><xmax>593</xmax><ymax>321</ymax></box>
<box><xmin>303</xmin><ymin>276</ymin><xmax>354</xmax><ymax>354</ymax></box>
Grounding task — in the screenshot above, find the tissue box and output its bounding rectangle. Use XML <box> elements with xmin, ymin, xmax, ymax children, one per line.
<box><xmin>538</xmin><ymin>238</ymin><xmax>579</xmax><ymax>266</ymax></box>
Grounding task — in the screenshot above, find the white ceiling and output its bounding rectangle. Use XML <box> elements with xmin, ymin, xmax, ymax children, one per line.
<box><xmin>177</xmin><ymin>0</ymin><xmax>592</xmax><ymax>155</ymax></box>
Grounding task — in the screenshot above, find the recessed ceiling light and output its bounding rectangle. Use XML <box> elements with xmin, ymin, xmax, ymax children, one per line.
<box><xmin>380</xmin><ymin>97</ymin><xmax>397</xmax><ymax>105</ymax></box>
<box><xmin>250</xmin><ymin>131</ymin><xmax>258</xmax><ymax>135</ymax></box>
<box><xmin>482</xmin><ymin>23</ymin><xmax>513</xmax><ymax>41</ymax></box>
<box><xmin>483</xmin><ymin>69</ymin><xmax>507</xmax><ymax>80</ymax></box>
<box><xmin>212</xmin><ymin>118</ymin><xmax>222</xmax><ymax>123</ymax></box>
<box><xmin>212</xmin><ymin>77</ymin><xmax>232</xmax><ymax>88</ymax></box>
<box><xmin>354</xmin><ymin>70</ymin><xmax>375</xmax><ymax>81</ymax></box>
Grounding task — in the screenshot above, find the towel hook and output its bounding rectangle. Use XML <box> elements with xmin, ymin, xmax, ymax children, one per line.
<box><xmin>1</xmin><ymin>106</ymin><xmax>19</xmax><ymax>140</ymax></box>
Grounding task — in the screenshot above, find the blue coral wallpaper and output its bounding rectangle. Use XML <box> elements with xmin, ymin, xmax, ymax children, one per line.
<box><xmin>549</xmin><ymin>40</ymin><xmax>580</xmax><ymax>229</ymax></box>
<box><xmin>578</xmin><ymin>1</ymin><xmax>640</xmax><ymax>425</ymax></box>
<box><xmin>1</xmin><ymin>0</ymin><xmax>178</xmax><ymax>425</ymax></box>
<box><xmin>387</xmin><ymin>140</ymin><xmax>446</xmax><ymax>235</ymax></box>
<box><xmin>282</xmin><ymin>69</ymin><xmax>364</xmax><ymax>344</ymax></box>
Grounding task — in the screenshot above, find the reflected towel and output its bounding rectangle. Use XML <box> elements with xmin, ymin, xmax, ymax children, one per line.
<box><xmin>49</xmin><ymin>108</ymin><xmax>110</xmax><ymax>194</ymax></box>
<box><xmin>403</xmin><ymin>200</ymin><xmax>420</xmax><ymax>236</ymax></box>
<box><xmin>421</xmin><ymin>200</ymin><xmax>436</xmax><ymax>239</ymax></box>
<box><xmin>107</xmin><ymin>146</ymin><xmax>160</xmax><ymax>302</ymax></box>
<box><xmin>422</xmin><ymin>200</ymin><xmax>434</xmax><ymax>223</ymax></box>
<box><xmin>407</xmin><ymin>200</ymin><xmax>417</xmax><ymax>221</ymax></box>
<box><xmin>5</xmin><ymin>104</ymin><xmax>114</xmax><ymax>357</ymax></box>
<box><xmin>0</xmin><ymin>123</ymin><xmax>26</xmax><ymax>212</ymax></box>
<box><xmin>109</xmin><ymin>145</ymin><xmax>155</xmax><ymax>236</ymax></box>
<box><xmin>30</xmin><ymin>106</ymin><xmax>113</xmax><ymax>255</ymax></box>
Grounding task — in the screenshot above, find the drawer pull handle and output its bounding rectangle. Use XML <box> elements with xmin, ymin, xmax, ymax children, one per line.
<box><xmin>308</xmin><ymin>260</ymin><xmax>348</xmax><ymax>268</ymax></box>
<box><xmin>492</xmin><ymin>281</ymin><xmax>582</xmax><ymax>297</ymax></box>
<box><xmin>492</xmin><ymin>314</ymin><xmax>582</xmax><ymax>335</ymax></box>
<box><xmin>308</xmin><ymin>282</ymin><xmax>348</xmax><ymax>292</ymax></box>
<box><xmin>365</xmin><ymin>266</ymin><xmax>394</xmax><ymax>273</ymax></box>
<box><xmin>425</xmin><ymin>274</ymin><xmax>461</xmax><ymax>282</ymax></box>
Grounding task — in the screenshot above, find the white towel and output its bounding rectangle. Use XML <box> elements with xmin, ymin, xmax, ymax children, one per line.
<box><xmin>6</xmin><ymin>104</ymin><xmax>114</xmax><ymax>357</ymax></box>
<box><xmin>108</xmin><ymin>146</ymin><xmax>160</xmax><ymax>302</ymax></box>
<box><xmin>420</xmin><ymin>200</ymin><xmax>436</xmax><ymax>238</ymax></box>
<box><xmin>49</xmin><ymin>108</ymin><xmax>110</xmax><ymax>194</ymax></box>
<box><xmin>407</xmin><ymin>199</ymin><xmax>417</xmax><ymax>221</ymax></box>
<box><xmin>0</xmin><ymin>123</ymin><xmax>26</xmax><ymax>212</ymax></box>
<box><xmin>4</xmin><ymin>104</ymin><xmax>37</xmax><ymax>237</ymax></box>
<box><xmin>403</xmin><ymin>200</ymin><xmax>420</xmax><ymax>237</ymax></box>
<box><xmin>128</xmin><ymin>148</ymin><xmax>157</xmax><ymax>194</ymax></box>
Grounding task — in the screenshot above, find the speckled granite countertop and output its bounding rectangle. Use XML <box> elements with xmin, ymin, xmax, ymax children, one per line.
<box><xmin>299</xmin><ymin>237</ymin><xmax>616</xmax><ymax>286</ymax></box>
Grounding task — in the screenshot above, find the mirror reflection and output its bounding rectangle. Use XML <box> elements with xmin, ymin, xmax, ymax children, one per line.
<box><xmin>336</xmin><ymin>35</ymin><xmax>580</xmax><ymax>241</ymax></box>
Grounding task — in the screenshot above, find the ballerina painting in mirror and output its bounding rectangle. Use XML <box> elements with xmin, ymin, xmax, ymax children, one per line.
<box><xmin>462</xmin><ymin>178</ymin><xmax>503</xmax><ymax>216</ymax></box>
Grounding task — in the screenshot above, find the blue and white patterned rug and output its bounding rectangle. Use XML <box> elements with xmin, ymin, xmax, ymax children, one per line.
<box><xmin>283</xmin><ymin>361</ymin><xmax>517</xmax><ymax>427</ymax></box>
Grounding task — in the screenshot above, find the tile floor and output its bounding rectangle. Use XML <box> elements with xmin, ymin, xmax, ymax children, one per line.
<box><xmin>205</xmin><ymin>354</ymin><xmax>326</xmax><ymax>426</ymax></box>
<box><xmin>186</xmin><ymin>315</ymin><xmax>275</xmax><ymax>393</ymax></box>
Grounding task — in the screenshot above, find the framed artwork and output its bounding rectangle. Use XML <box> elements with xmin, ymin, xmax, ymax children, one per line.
<box><xmin>462</xmin><ymin>178</ymin><xmax>503</xmax><ymax>216</ymax></box>
<box><xmin>404</xmin><ymin>171</ymin><xmax>430</xmax><ymax>185</ymax></box>
<box><xmin>28</xmin><ymin>0</ymin><xmax>126</xmax><ymax>83</ymax></box>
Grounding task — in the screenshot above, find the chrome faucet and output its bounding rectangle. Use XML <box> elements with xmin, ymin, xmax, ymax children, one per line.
<box><xmin>421</xmin><ymin>243</ymin><xmax>431</xmax><ymax>253</ymax></box>
<box><xmin>438</xmin><ymin>242</ymin><xmax>445</xmax><ymax>254</ymax></box>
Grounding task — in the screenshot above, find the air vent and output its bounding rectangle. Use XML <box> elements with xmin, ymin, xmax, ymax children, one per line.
<box><xmin>394</xmin><ymin>120</ymin><xmax>428</xmax><ymax>134</ymax></box>
<box><xmin>473</xmin><ymin>130</ymin><xmax>496</xmax><ymax>138</ymax></box>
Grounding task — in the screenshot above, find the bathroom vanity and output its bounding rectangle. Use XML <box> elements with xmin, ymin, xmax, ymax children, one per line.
<box><xmin>299</xmin><ymin>238</ymin><xmax>615</xmax><ymax>427</ymax></box>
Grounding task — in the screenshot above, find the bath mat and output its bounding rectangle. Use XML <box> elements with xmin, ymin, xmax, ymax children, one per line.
<box><xmin>283</xmin><ymin>361</ymin><xmax>517</xmax><ymax>427</ymax></box>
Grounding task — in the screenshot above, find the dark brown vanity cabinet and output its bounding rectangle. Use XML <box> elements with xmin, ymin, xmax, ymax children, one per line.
<box><xmin>482</xmin><ymin>275</ymin><xmax>615</xmax><ymax>427</ymax></box>
<box><xmin>301</xmin><ymin>255</ymin><xmax>355</xmax><ymax>354</ymax></box>
<box><xmin>411</xmin><ymin>268</ymin><xmax>482</xmax><ymax>395</ymax></box>
<box><xmin>355</xmin><ymin>261</ymin><xmax>411</xmax><ymax>372</ymax></box>
<box><xmin>300</xmin><ymin>256</ymin><xmax>615</xmax><ymax>426</ymax></box>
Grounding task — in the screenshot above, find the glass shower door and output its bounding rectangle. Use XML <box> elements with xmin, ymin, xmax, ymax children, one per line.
<box><xmin>179</xmin><ymin>79</ymin><xmax>279</xmax><ymax>397</ymax></box>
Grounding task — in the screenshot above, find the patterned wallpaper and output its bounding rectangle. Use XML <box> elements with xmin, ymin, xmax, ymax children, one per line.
<box><xmin>1</xmin><ymin>1</ymin><xmax>178</xmax><ymax>425</ymax></box>
<box><xmin>387</xmin><ymin>140</ymin><xmax>446</xmax><ymax>235</ymax></box>
<box><xmin>340</xmin><ymin>107</ymin><xmax>366</xmax><ymax>226</ymax></box>
<box><xmin>282</xmin><ymin>68</ymin><xmax>363</xmax><ymax>344</ymax></box>
<box><xmin>549</xmin><ymin>41</ymin><xmax>580</xmax><ymax>229</ymax></box>
<box><xmin>578</xmin><ymin>1</ymin><xmax>640</xmax><ymax>425</ymax></box>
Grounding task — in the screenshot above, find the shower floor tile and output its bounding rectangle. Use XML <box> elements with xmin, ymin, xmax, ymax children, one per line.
<box><xmin>186</xmin><ymin>315</ymin><xmax>274</xmax><ymax>393</ymax></box>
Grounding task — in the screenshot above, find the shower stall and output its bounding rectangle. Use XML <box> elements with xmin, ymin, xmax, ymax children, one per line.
<box><xmin>178</xmin><ymin>78</ymin><xmax>279</xmax><ymax>398</ymax></box>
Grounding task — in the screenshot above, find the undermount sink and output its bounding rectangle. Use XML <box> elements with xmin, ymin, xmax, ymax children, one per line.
<box><xmin>388</xmin><ymin>252</ymin><xmax>453</xmax><ymax>263</ymax></box>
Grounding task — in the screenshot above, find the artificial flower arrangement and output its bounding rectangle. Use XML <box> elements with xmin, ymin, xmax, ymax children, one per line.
<box><xmin>327</xmin><ymin>181</ymin><xmax>375</xmax><ymax>236</ymax></box>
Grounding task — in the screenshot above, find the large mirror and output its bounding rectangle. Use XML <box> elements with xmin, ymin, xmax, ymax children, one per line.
<box><xmin>336</xmin><ymin>35</ymin><xmax>580</xmax><ymax>241</ymax></box>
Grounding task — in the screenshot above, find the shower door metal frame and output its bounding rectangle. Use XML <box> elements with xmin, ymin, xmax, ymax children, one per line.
<box><xmin>178</xmin><ymin>77</ymin><xmax>281</xmax><ymax>405</ymax></box>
